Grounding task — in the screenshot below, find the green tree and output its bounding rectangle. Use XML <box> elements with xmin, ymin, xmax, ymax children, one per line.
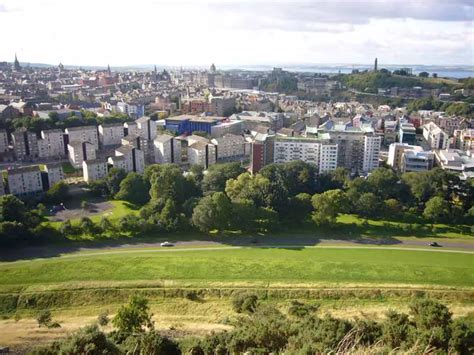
<box><xmin>356</xmin><ymin>192</ymin><xmax>383</xmax><ymax>218</ymax></box>
<box><xmin>159</xmin><ymin>199</ymin><xmax>180</xmax><ymax>231</ymax></box>
<box><xmin>0</xmin><ymin>194</ymin><xmax>39</xmax><ymax>228</ymax></box>
<box><xmin>46</xmin><ymin>181</ymin><xmax>69</xmax><ymax>204</ymax></box>
<box><xmin>366</xmin><ymin>168</ymin><xmax>400</xmax><ymax>200</ymax></box>
<box><xmin>105</xmin><ymin>168</ymin><xmax>127</xmax><ymax>197</ymax></box>
<box><xmin>149</xmin><ymin>164</ymin><xmax>198</xmax><ymax>205</ymax></box>
<box><xmin>115</xmin><ymin>173</ymin><xmax>150</xmax><ymax>205</ymax></box>
<box><xmin>112</xmin><ymin>295</ymin><xmax>154</xmax><ymax>334</ymax></box>
<box><xmin>311</xmin><ymin>189</ymin><xmax>348</xmax><ymax>226</ymax></box>
<box><xmin>418</xmin><ymin>71</ymin><xmax>429</xmax><ymax>78</ymax></box>
<box><xmin>80</xmin><ymin>217</ymin><xmax>97</xmax><ymax>236</ymax></box>
<box><xmin>192</xmin><ymin>192</ymin><xmax>232</xmax><ymax>232</ymax></box>
<box><xmin>202</xmin><ymin>162</ymin><xmax>245</xmax><ymax>194</ymax></box>
<box><xmin>423</xmin><ymin>196</ymin><xmax>450</xmax><ymax>222</ymax></box>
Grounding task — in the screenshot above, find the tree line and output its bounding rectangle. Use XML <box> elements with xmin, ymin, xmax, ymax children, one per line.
<box><xmin>1</xmin><ymin>161</ymin><xmax>472</xmax><ymax>246</ymax></box>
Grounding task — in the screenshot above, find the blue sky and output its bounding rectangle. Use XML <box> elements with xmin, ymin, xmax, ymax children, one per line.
<box><xmin>0</xmin><ymin>0</ymin><xmax>472</xmax><ymax>67</ymax></box>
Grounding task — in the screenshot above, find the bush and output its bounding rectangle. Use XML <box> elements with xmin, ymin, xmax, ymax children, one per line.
<box><xmin>288</xmin><ymin>300</ymin><xmax>319</xmax><ymax>318</ymax></box>
<box><xmin>232</xmin><ymin>293</ymin><xmax>259</xmax><ymax>314</ymax></box>
<box><xmin>36</xmin><ymin>309</ymin><xmax>52</xmax><ymax>328</ymax></box>
<box><xmin>97</xmin><ymin>311</ymin><xmax>110</xmax><ymax>326</ymax></box>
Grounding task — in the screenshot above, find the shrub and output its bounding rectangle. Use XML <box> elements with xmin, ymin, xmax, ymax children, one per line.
<box><xmin>288</xmin><ymin>300</ymin><xmax>319</xmax><ymax>318</ymax></box>
<box><xmin>36</xmin><ymin>309</ymin><xmax>52</xmax><ymax>328</ymax></box>
<box><xmin>232</xmin><ymin>293</ymin><xmax>258</xmax><ymax>314</ymax></box>
<box><xmin>97</xmin><ymin>311</ymin><xmax>110</xmax><ymax>326</ymax></box>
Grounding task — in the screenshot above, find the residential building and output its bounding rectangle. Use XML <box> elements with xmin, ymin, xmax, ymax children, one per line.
<box><xmin>121</xmin><ymin>135</ymin><xmax>152</xmax><ymax>162</ymax></box>
<box><xmin>423</xmin><ymin>122</ymin><xmax>449</xmax><ymax>150</ymax></box>
<box><xmin>136</xmin><ymin>116</ymin><xmax>157</xmax><ymax>141</ymax></box>
<box><xmin>98</xmin><ymin>123</ymin><xmax>125</xmax><ymax>147</ymax></box>
<box><xmin>211</xmin><ymin>134</ymin><xmax>246</xmax><ymax>161</ymax></box>
<box><xmin>116</xmin><ymin>102</ymin><xmax>145</xmax><ymax>118</ymax></box>
<box><xmin>434</xmin><ymin>149</ymin><xmax>474</xmax><ymax>180</ymax></box>
<box><xmin>274</xmin><ymin>136</ymin><xmax>338</xmax><ymax>172</ymax></box>
<box><xmin>230</xmin><ymin>111</ymin><xmax>284</xmax><ymax>131</ymax></box>
<box><xmin>0</xmin><ymin>130</ymin><xmax>9</xmax><ymax>153</ymax></box>
<box><xmin>211</xmin><ymin>120</ymin><xmax>244</xmax><ymax>138</ymax></box>
<box><xmin>153</xmin><ymin>134</ymin><xmax>181</xmax><ymax>164</ymax></box>
<box><xmin>65</xmin><ymin>126</ymin><xmax>99</xmax><ymax>149</ymax></box>
<box><xmin>250</xmin><ymin>132</ymin><xmax>275</xmax><ymax>174</ymax></box>
<box><xmin>124</xmin><ymin>122</ymin><xmax>138</xmax><ymax>137</ymax></box>
<box><xmin>187</xmin><ymin>141</ymin><xmax>216</xmax><ymax>169</ymax></box>
<box><xmin>38</xmin><ymin>129</ymin><xmax>65</xmax><ymax>158</ymax></box>
<box><xmin>68</xmin><ymin>141</ymin><xmax>96</xmax><ymax>168</ymax></box>
<box><xmin>401</xmin><ymin>150</ymin><xmax>434</xmax><ymax>173</ymax></box>
<box><xmin>362</xmin><ymin>135</ymin><xmax>382</xmax><ymax>172</ymax></box>
<box><xmin>7</xmin><ymin>166</ymin><xmax>43</xmax><ymax>196</ymax></box>
<box><xmin>44</xmin><ymin>162</ymin><xmax>65</xmax><ymax>188</ymax></box>
<box><xmin>317</xmin><ymin>122</ymin><xmax>382</xmax><ymax>173</ymax></box>
<box><xmin>398</xmin><ymin>122</ymin><xmax>416</xmax><ymax>145</ymax></box>
<box><xmin>11</xmin><ymin>129</ymin><xmax>39</xmax><ymax>160</ymax></box>
<box><xmin>208</xmin><ymin>96</ymin><xmax>236</xmax><ymax>116</ymax></box>
<box><xmin>453</xmin><ymin>128</ymin><xmax>473</xmax><ymax>151</ymax></box>
<box><xmin>82</xmin><ymin>159</ymin><xmax>108</xmax><ymax>182</ymax></box>
<box><xmin>110</xmin><ymin>145</ymin><xmax>145</xmax><ymax>173</ymax></box>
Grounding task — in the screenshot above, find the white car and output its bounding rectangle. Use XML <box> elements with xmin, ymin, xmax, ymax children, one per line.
<box><xmin>160</xmin><ymin>241</ymin><xmax>174</xmax><ymax>247</ymax></box>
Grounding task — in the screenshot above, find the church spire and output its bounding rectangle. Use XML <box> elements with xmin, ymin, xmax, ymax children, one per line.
<box><xmin>14</xmin><ymin>53</ymin><xmax>21</xmax><ymax>71</ymax></box>
<box><xmin>107</xmin><ymin>64</ymin><xmax>111</xmax><ymax>75</ymax></box>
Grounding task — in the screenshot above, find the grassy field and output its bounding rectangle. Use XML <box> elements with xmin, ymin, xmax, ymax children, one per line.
<box><xmin>1</xmin><ymin>248</ymin><xmax>472</xmax><ymax>287</ymax></box>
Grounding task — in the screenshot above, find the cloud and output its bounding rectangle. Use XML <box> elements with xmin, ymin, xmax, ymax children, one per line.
<box><xmin>210</xmin><ymin>0</ymin><xmax>473</xmax><ymax>33</ymax></box>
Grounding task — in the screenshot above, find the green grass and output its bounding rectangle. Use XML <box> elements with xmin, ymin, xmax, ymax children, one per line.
<box><xmin>61</xmin><ymin>162</ymin><xmax>77</xmax><ymax>174</ymax></box>
<box><xmin>336</xmin><ymin>214</ymin><xmax>473</xmax><ymax>241</ymax></box>
<box><xmin>0</xmin><ymin>248</ymin><xmax>472</xmax><ymax>288</ymax></box>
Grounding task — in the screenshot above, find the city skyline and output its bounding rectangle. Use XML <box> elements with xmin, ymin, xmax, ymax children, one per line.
<box><xmin>0</xmin><ymin>0</ymin><xmax>472</xmax><ymax>67</ymax></box>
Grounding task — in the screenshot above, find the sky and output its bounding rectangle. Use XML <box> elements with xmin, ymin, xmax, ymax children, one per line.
<box><xmin>0</xmin><ymin>0</ymin><xmax>473</xmax><ymax>67</ymax></box>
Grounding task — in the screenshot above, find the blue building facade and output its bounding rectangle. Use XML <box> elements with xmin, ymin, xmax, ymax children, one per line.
<box><xmin>165</xmin><ymin>117</ymin><xmax>217</xmax><ymax>135</ymax></box>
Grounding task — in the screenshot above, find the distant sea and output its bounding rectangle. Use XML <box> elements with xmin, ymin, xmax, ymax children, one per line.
<box><xmin>231</xmin><ymin>64</ymin><xmax>474</xmax><ymax>79</ymax></box>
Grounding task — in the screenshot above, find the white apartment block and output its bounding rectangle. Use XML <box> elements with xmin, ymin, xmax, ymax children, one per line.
<box><xmin>211</xmin><ymin>134</ymin><xmax>246</xmax><ymax>161</ymax></box>
<box><xmin>0</xmin><ymin>129</ymin><xmax>9</xmax><ymax>153</ymax></box>
<box><xmin>98</xmin><ymin>123</ymin><xmax>125</xmax><ymax>147</ymax></box>
<box><xmin>423</xmin><ymin>122</ymin><xmax>449</xmax><ymax>150</ymax></box>
<box><xmin>388</xmin><ymin>143</ymin><xmax>433</xmax><ymax>172</ymax></box>
<box><xmin>454</xmin><ymin>129</ymin><xmax>474</xmax><ymax>151</ymax></box>
<box><xmin>65</xmin><ymin>126</ymin><xmax>99</xmax><ymax>149</ymax></box>
<box><xmin>362</xmin><ymin>135</ymin><xmax>382</xmax><ymax>173</ymax></box>
<box><xmin>124</xmin><ymin>122</ymin><xmax>138</xmax><ymax>137</ymax></box>
<box><xmin>68</xmin><ymin>141</ymin><xmax>96</xmax><ymax>168</ymax></box>
<box><xmin>122</xmin><ymin>135</ymin><xmax>152</xmax><ymax>162</ymax></box>
<box><xmin>111</xmin><ymin>145</ymin><xmax>145</xmax><ymax>173</ymax></box>
<box><xmin>136</xmin><ymin>116</ymin><xmax>157</xmax><ymax>141</ymax></box>
<box><xmin>401</xmin><ymin>150</ymin><xmax>434</xmax><ymax>173</ymax></box>
<box><xmin>153</xmin><ymin>134</ymin><xmax>181</xmax><ymax>164</ymax></box>
<box><xmin>83</xmin><ymin>159</ymin><xmax>108</xmax><ymax>182</ymax></box>
<box><xmin>7</xmin><ymin>166</ymin><xmax>43</xmax><ymax>196</ymax></box>
<box><xmin>38</xmin><ymin>129</ymin><xmax>65</xmax><ymax>158</ymax></box>
<box><xmin>274</xmin><ymin>137</ymin><xmax>338</xmax><ymax>173</ymax></box>
<box><xmin>319</xmin><ymin>144</ymin><xmax>339</xmax><ymax>172</ymax></box>
<box><xmin>44</xmin><ymin>162</ymin><xmax>65</xmax><ymax>187</ymax></box>
<box><xmin>11</xmin><ymin>129</ymin><xmax>39</xmax><ymax>159</ymax></box>
<box><xmin>187</xmin><ymin>141</ymin><xmax>216</xmax><ymax>169</ymax></box>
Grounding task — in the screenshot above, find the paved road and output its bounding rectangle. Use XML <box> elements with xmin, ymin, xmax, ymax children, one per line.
<box><xmin>1</xmin><ymin>235</ymin><xmax>473</xmax><ymax>262</ymax></box>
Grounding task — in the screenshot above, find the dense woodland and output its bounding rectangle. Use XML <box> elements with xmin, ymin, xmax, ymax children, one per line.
<box><xmin>31</xmin><ymin>295</ymin><xmax>474</xmax><ymax>354</ymax></box>
<box><xmin>1</xmin><ymin>161</ymin><xmax>473</xmax><ymax>246</ymax></box>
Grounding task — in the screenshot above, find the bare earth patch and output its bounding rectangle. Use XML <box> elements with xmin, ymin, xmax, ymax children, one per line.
<box><xmin>50</xmin><ymin>201</ymin><xmax>114</xmax><ymax>222</ymax></box>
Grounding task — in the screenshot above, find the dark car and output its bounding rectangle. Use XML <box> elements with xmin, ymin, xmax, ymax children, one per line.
<box><xmin>429</xmin><ymin>242</ymin><xmax>441</xmax><ymax>247</ymax></box>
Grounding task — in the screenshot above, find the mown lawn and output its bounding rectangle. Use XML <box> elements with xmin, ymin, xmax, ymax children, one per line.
<box><xmin>0</xmin><ymin>248</ymin><xmax>472</xmax><ymax>287</ymax></box>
